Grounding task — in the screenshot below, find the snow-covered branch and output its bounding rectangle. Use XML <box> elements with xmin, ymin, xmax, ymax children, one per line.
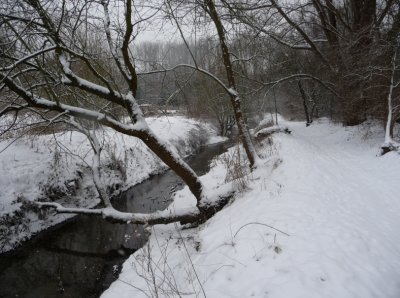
<box><xmin>58</xmin><ymin>53</ymin><xmax>127</xmax><ymax>107</ymax></box>
<box><xmin>0</xmin><ymin>72</ymin><xmax>144</xmax><ymax>137</ymax></box>
<box><xmin>37</xmin><ymin>202</ymin><xmax>201</xmax><ymax>225</ymax></box>
<box><xmin>254</xmin><ymin>126</ymin><xmax>291</xmax><ymax>140</ymax></box>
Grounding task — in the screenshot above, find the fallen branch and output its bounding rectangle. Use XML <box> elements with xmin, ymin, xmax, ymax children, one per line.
<box><xmin>37</xmin><ymin>202</ymin><xmax>200</xmax><ymax>225</ymax></box>
<box><xmin>380</xmin><ymin>141</ymin><xmax>400</xmax><ymax>155</ymax></box>
<box><xmin>36</xmin><ymin>192</ymin><xmax>234</xmax><ymax>226</ymax></box>
<box><xmin>254</xmin><ymin>126</ymin><xmax>291</xmax><ymax>141</ymax></box>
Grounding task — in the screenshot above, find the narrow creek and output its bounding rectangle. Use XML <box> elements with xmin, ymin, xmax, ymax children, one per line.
<box><xmin>0</xmin><ymin>141</ymin><xmax>230</xmax><ymax>298</ymax></box>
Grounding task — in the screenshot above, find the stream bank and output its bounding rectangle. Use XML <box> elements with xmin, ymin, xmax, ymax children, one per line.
<box><xmin>0</xmin><ymin>141</ymin><xmax>230</xmax><ymax>298</ymax></box>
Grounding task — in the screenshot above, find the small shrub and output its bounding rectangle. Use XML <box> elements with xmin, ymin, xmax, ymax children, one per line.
<box><xmin>105</xmin><ymin>143</ymin><xmax>128</xmax><ymax>181</ymax></box>
<box><xmin>219</xmin><ymin>144</ymin><xmax>249</xmax><ymax>192</ymax></box>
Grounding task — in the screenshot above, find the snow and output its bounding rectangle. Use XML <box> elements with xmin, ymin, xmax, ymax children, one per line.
<box><xmin>206</xmin><ymin>135</ymin><xmax>228</xmax><ymax>145</ymax></box>
<box><xmin>102</xmin><ymin>117</ymin><xmax>400</xmax><ymax>298</ymax></box>
<box><xmin>60</xmin><ymin>53</ymin><xmax>114</xmax><ymax>97</ymax></box>
<box><xmin>0</xmin><ymin>140</ymin><xmax>55</xmax><ymax>214</ymax></box>
<box><xmin>254</xmin><ymin>125</ymin><xmax>291</xmax><ymax>138</ymax></box>
<box><xmin>0</xmin><ymin>115</ymin><xmax>220</xmax><ymax>252</ymax></box>
<box><xmin>227</xmin><ymin>87</ymin><xmax>239</xmax><ymax>97</ymax></box>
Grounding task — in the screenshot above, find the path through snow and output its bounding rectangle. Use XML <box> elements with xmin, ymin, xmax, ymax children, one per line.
<box><xmin>103</xmin><ymin>118</ymin><xmax>400</xmax><ymax>298</ymax></box>
<box><xmin>268</xmin><ymin>119</ymin><xmax>400</xmax><ymax>297</ymax></box>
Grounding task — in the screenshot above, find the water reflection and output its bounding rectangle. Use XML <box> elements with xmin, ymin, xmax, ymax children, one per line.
<box><xmin>0</xmin><ymin>216</ymin><xmax>144</xmax><ymax>298</ymax></box>
<box><xmin>0</xmin><ymin>141</ymin><xmax>230</xmax><ymax>298</ymax></box>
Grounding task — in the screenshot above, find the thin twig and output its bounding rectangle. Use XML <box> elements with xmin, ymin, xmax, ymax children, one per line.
<box><xmin>174</xmin><ymin>223</ymin><xmax>207</xmax><ymax>298</ymax></box>
<box><xmin>234</xmin><ymin>222</ymin><xmax>290</xmax><ymax>238</ymax></box>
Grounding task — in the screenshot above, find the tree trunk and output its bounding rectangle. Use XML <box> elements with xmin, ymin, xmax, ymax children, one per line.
<box><xmin>205</xmin><ymin>0</ymin><xmax>259</xmax><ymax>168</ymax></box>
<box><xmin>340</xmin><ymin>79</ymin><xmax>367</xmax><ymax>126</ymax></box>
<box><xmin>138</xmin><ymin>130</ymin><xmax>204</xmax><ymax>204</ymax></box>
<box><xmin>298</xmin><ymin>81</ymin><xmax>311</xmax><ymax>126</ymax></box>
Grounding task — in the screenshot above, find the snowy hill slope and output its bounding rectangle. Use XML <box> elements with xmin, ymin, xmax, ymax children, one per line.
<box><xmin>103</xmin><ymin>118</ymin><xmax>400</xmax><ymax>298</ymax></box>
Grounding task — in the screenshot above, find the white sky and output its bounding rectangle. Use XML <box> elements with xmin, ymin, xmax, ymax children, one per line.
<box><xmin>131</xmin><ymin>2</ymin><xmax>215</xmax><ymax>44</ymax></box>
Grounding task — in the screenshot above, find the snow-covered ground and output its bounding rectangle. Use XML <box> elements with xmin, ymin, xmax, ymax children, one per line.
<box><xmin>103</xmin><ymin>117</ymin><xmax>400</xmax><ymax>298</ymax></box>
<box><xmin>0</xmin><ymin>115</ymin><xmax>223</xmax><ymax>252</ymax></box>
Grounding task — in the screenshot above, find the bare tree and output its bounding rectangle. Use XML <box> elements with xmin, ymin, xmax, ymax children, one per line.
<box><xmin>0</xmin><ymin>0</ymin><xmax>232</xmax><ymax>224</ymax></box>
<box><xmin>201</xmin><ymin>0</ymin><xmax>260</xmax><ymax>167</ymax></box>
<box><xmin>140</xmin><ymin>0</ymin><xmax>261</xmax><ymax>167</ymax></box>
<box><xmin>220</xmin><ymin>0</ymin><xmax>400</xmax><ymax>126</ymax></box>
<box><xmin>382</xmin><ymin>41</ymin><xmax>400</xmax><ymax>153</ymax></box>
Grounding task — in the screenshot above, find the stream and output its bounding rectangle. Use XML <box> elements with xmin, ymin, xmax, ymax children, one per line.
<box><xmin>0</xmin><ymin>141</ymin><xmax>230</xmax><ymax>298</ymax></box>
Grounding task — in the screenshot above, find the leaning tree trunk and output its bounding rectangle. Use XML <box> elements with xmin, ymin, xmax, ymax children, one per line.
<box><xmin>138</xmin><ymin>130</ymin><xmax>204</xmax><ymax>203</ymax></box>
<box><xmin>205</xmin><ymin>0</ymin><xmax>260</xmax><ymax>168</ymax></box>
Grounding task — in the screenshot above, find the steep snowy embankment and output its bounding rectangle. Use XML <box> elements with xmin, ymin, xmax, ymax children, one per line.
<box><xmin>0</xmin><ymin>116</ymin><xmax>222</xmax><ymax>252</ymax></box>
<box><xmin>103</xmin><ymin>118</ymin><xmax>400</xmax><ymax>298</ymax></box>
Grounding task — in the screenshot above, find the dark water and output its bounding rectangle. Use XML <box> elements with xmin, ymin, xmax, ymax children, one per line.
<box><xmin>0</xmin><ymin>141</ymin><xmax>230</xmax><ymax>298</ymax></box>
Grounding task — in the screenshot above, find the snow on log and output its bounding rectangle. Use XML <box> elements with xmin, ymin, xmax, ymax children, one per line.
<box><xmin>254</xmin><ymin>126</ymin><xmax>291</xmax><ymax>140</ymax></box>
<box><xmin>36</xmin><ymin>202</ymin><xmax>201</xmax><ymax>225</ymax></box>
<box><xmin>381</xmin><ymin>141</ymin><xmax>400</xmax><ymax>155</ymax></box>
